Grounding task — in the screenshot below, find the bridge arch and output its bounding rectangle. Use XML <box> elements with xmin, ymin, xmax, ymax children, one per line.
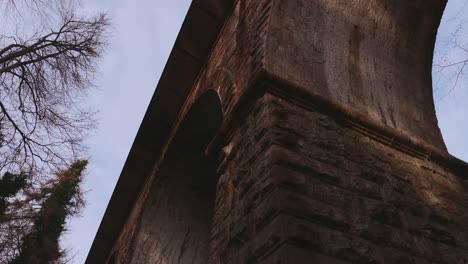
<box><xmin>129</xmin><ymin>89</ymin><xmax>223</xmax><ymax>263</ymax></box>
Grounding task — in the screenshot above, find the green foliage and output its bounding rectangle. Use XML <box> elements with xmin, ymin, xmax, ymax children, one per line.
<box><xmin>0</xmin><ymin>172</ymin><xmax>27</xmax><ymax>216</ymax></box>
<box><xmin>10</xmin><ymin>160</ymin><xmax>87</xmax><ymax>264</ymax></box>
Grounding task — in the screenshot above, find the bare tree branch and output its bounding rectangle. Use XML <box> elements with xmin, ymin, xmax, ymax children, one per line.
<box><xmin>0</xmin><ymin>10</ymin><xmax>109</xmax><ymax>173</ymax></box>
<box><xmin>0</xmin><ymin>5</ymin><xmax>108</xmax><ymax>260</ymax></box>
<box><xmin>432</xmin><ymin>1</ymin><xmax>468</xmax><ymax>102</ymax></box>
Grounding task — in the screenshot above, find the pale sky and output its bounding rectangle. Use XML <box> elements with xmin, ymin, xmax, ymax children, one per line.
<box><xmin>61</xmin><ymin>1</ymin><xmax>468</xmax><ymax>263</ymax></box>
<box><xmin>61</xmin><ymin>1</ymin><xmax>191</xmax><ymax>263</ymax></box>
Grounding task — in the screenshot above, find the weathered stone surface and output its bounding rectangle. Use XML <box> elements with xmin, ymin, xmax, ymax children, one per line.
<box><xmin>88</xmin><ymin>0</ymin><xmax>468</xmax><ymax>263</ymax></box>
<box><xmin>264</xmin><ymin>0</ymin><xmax>447</xmax><ymax>151</ymax></box>
<box><xmin>208</xmin><ymin>94</ymin><xmax>468</xmax><ymax>264</ymax></box>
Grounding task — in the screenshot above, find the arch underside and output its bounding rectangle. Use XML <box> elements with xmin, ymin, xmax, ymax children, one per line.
<box><xmin>127</xmin><ymin>91</ymin><xmax>223</xmax><ymax>264</ymax></box>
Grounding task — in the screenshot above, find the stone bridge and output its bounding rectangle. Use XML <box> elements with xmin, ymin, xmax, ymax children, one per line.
<box><xmin>87</xmin><ymin>1</ymin><xmax>468</xmax><ymax>263</ymax></box>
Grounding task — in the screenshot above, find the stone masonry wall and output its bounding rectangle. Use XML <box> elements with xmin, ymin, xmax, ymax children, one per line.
<box><xmin>264</xmin><ymin>0</ymin><xmax>447</xmax><ymax>149</ymax></box>
<box><xmin>211</xmin><ymin>91</ymin><xmax>468</xmax><ymax>263</ymax></box>
<box><xmin>191</xmin><ymin>0</ymin><xmax>272</xmax><ymax>114</ymax></box>
<box><xmin>102</xmin><ymin>1</ymin><xmax>468</xmax><ymax>263</ymax></box>
<box><xmin>126</xmin><ymin>145</ymin><xmax>216</xmax><ymax>263</ymax></box>
<box><xmin>107</xmin><ymin>1</ymin><xmax>272</xmax><ymax>260</ymax></box>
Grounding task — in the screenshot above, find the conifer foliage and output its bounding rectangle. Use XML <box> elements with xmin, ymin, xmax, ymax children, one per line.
<box><xmin>0</xmin><ymin>161</ymin><xmax>87</xmax><ymax>264</ymax></box>
<box><xmin>0</xmin><ymin>173</ymin><xmax>27</xmax><ymax>217</ymax></box>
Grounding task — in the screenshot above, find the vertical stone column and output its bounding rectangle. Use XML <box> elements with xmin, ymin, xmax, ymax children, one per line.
<box><xmin>209</xmin><ymin>0</ymin><xmax>468</xmax><ymax>263</ymax></box>
<box><xmin>212</xmin><ymin>92</ymin><xmax>468</xmax><ymax>263</ymax></box>
<box><xmin>263</xmin><ymin>0</ymin><xmax>448</xmax><ymax>150</ymax></box>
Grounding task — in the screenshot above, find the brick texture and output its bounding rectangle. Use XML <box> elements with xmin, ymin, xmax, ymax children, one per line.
<box><xmin>100</xmin><ymin>1</ymin><xmax>468</xmax><ymax>263</ymax></box>
<box><xmin>209</xmin><ymin>92</ymin><xmax>468</xmax><ymax>264</ymax></box>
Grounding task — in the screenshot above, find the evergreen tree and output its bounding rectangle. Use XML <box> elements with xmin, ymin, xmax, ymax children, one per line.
<box><xmin>10</xmin><ymin>160</ymin><xmax>87</xmax><ymax>264</ymax></box>
<box><xmin>0</xmin><ymin>172</ymin><xmax>27</xmax><ymax>217</ymax></box>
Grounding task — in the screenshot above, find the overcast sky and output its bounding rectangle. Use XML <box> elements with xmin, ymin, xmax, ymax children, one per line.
<box><xmin>61</xmin><ymin>1</ymin><xmax>191</xmax><ymax>263</ymax></box>
<box><xmin>61</xmin><ymin>1</ymin><xmax>468</xmax><ymax>263</ymax></box>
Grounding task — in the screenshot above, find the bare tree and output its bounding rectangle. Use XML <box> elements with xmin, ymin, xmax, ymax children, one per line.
<box><xmin>433</xmin><ymin>0</ymin><xmax>468</xmax><ymax>102</ymax></box>
<box><xmin>0</xmin><ymin>0</ymin><xmax>109</xmax><ymax>173</ymax></box>
<box><xmin>0</xmin><ymin>1</ymin><xmax>107</xmax><ymax>262</ymax></box>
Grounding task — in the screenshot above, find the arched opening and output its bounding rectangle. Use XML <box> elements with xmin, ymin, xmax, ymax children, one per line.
<box><xmin>433</xmin><ymin>1</ymin><xmax>468</xmax><ymax>160</ymax></box>
<box><xmin>129</xmin><ymin>90</ymin><xmax>223</xmax><ymax>263</ymax></box>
